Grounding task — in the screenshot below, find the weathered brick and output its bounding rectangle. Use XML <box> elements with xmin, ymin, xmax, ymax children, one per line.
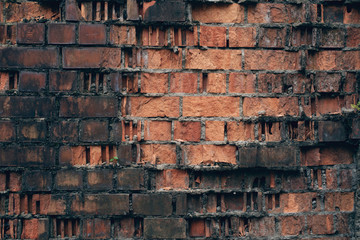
<box><xmin>174</xmin><ymin>121</ymin><xmax>201</xmax><ymax>142</ymax></box>
<box><xmin>183</xmin><ymin>145</ymin><xmax>237</xmax><ymax>165</ymax></box>
<box><xmin>201</xmin><ymin>73</ymin><xmax>226</xmax><ymax>93</ymax></box>
<box><xmin>243</xmin><ymin>97</ymin><xmax>299</xmax><ymax>117</ymax></box>
<box><xmin>140</xmin><ymin>144</ymin><xmax>177</xmax><ymax>164</ymax></box>
<box><xmin>16</xmin><ymin>23</ymin><xmax>44</xmax><ymax>44</ymax></box>
<box><xmin>133</xmin><ymin>194</ymin><xmax>172</xmax><ymax>216</ymax></box>
<box><xmin>245</xmin><ymin>50</ymin><xmax>301</xmax><ymax>70</ymax></box>
<box><xmin>143</xmin><ymin>218</ymin><xmax>186</xmax><ymax>239</ymax></box>
<box><xmin>186</xmin><ymin>49</ymin><xmax>242</xmax><ymax>70</ymax></box>
<box><xmin>199</xmin><ymin>26</ymin><xmax>226</xmax><ymax>47</ymax></box>
<box><xmin>124</xmin><ymin>97</ymin><xmax>179</xmax><ymax>117</ymax></box>
<box><xmin>48</xmin><ymin>23</ymin><xmax>76</xmax><ymax>45</ymax></box>
<box><xmin>323</xmin><ymin>5</ymin><xmax>343</xmax><ymax>23</ymax></box>
<box><xmin>19</xmin><ymin>71</ymin><xmax>46</xmax><ymax>92</ymax></box>
<box><xmin>307</xmin><ymin>215</ymin><xmax>334</xmax><ymax>235</ymax></box>
<box><xmin>87</xmin><ymin>169</ymin><xmax>113</xmax><ymax>190</ymax></box>
<box><xmin>248</xmin><ymin>3</ymin><xmax>306</xmax><ymax>23</ymax></box>
<box><xmin>21</xmin><ymin>219</ymin><xmax>49</xmax><ymax>240</ymax></box>
<box><xmin>316</xmin><ymin>96</ymin><xmax>341</xmax><ymax>115</ymax></box>
<box><xmin>82</xmin><ymin>219</ymin><xmax>111</xmax><ymax>239</ymax></box>
<box><xmin>5</xmin><ymin>1</ymin><xmax>59</xmax><ymax>22</ymax></box>
<box><xmin>141</xmin><ymin>73</ymin><xmax>168</xmax><ymax>93</ymax></box>
<box><xmin>324</xmin><ymin>192</ymin><xmax>354</xmax><ymax>212</ymax></box>
<box><xmin>259</xmin><ymin>27</ymin><xmax>286</xmax><ymax>48</ymax></box>
<box><xmin>229</xmin><ymin>27</ymin><xmax>256</xmax><ymax>48</ymax></box>
<box><xmin>318</xmin><ymin>121</ymin><xmax>346</xmax><ymax>142</ymax></box>
<box><xmin>143</xmin><ymin>49</ymin><xmax>182</xmax><ymax>69</ymax></box>
<box><xmin>227</xmin><ymin>121</ymin><xmax>255</xmax><ymax>142</ymax></box>
<box><xmin>280</xmin><ymin>192</ymin><xmax>318</xmax><ymax>213</ymax></box>
<box><xmin>307</xmin><ymin>51</ymin><xmax>360</xmax><ymax>70</ymax></box>
<box><xmin>205</xmin><ymin>121</ymin><xmax>224</xmax><ymax>141</ymax></box>
<box><xmin>192</xmin><ymin>3</ymin><xmax>244</xmax><ymax>23</ymax></box>
<box><xmin>18</xmin><ymin>120</ymin><xmax>46</xmax><ymax>141</ymax></box>
<box><xmin>144</xmin><ymin>120</ymin><xmax>172</xmax><ymax>141</ymax></box>
<box><xmin>0</xmin><ymin>146</ymin><xmax>54</xmax><ymax>167</ymax></box>
<box><xmin>63</xmin><ymin>47</ymin><xmax>121</xmax><ymax>68</ymax></box>
<box><xmin>71</xmin><ymin>194</ymin><xmax>129</xmax><ymax>215</ymax></box>
<box><xmin>258</xmin><ymin>73</ymin><xmax>283</xmax><ymax>93</ymax></box>
<box><xmin>189</xmin><ymin>219</ymin><xmax>205</xmax><ymax>237</ymax></box>
<box><xmin>183</xmin><ymin>96</ymin><xmax>239</xmax><ymax>117</ymax></box>
<box><xmin>318</xmin><ymin>28</ymin><xmax>345</xmax><ymax>48</ymax></box>
<box><xmin>0</xmin><ymin>47</ymin><xmax>58</xmax><ymax>68</ymax></box>
<box><xmin>351</xmin><ymin>118</ymin><xmax>360</xmax><ymax>139</ymax></box>
<box><xmin>49</xmin><ymin>70</ymin><xmax>77</xmax><ymax>92</ymax></box>
<box><xmin>301</xmin><ymin>146</ymin><xmax>354</xmax><ymax>166</ymax></box>
<box><xmin>345</xmin><ymin>5</ymin><xmax>360</xmax><ymax>24</ymax></box>
<box><xmin>280</xmin><ymin>216</ymin><xmax>305</xmax><ymax>236</ymax></box>
<box><xmin>110</xmin><ymin>25</ymin><xmax>136</xmax><ymax>45</ymax></box>
<box><xmin>0</xmin><ymin>121</ymin><xmax>15</xmax><ymax>142</ymax></box>
<box><xmin>60</xmin><ymin>97</ymin><xmax>118</xmax><ymax>117</ymax></box>
<box><xmin>117</xmin><ymin>168</ymin><xmax>145</xmax><ymax>190</ymax></box>
<box><xmin>170</xmin><ymin>72</ymin><xmax>198</xmax><ymax>93</ymax></box>
<box><xmin>51</xmin><ymin>121</ymin><xmax>78</xmax><ymax>142</ymax></box>
<box><xmin>80</xmin><ymin>120</ymin><xmax>109</xmax><ymax>142</ymax></box>
<box><xmin>23</xmin><ymin>170</ymin><xmax>52</xmax><ymax>191</ymax></box>
<box><xmin>315</xmin><ymin>72</ymin><xmax>341</xmax><ymax>92</ymax></box>
<box><xmin>79</xmin><ymin>24</ymin><xmax>106</xmax><ymax>45</ymax></box>
<box><xmin>55</xmin><ymin>170</ymin><xmax>83</xmax><ymax>190</ymax></box>
<box><xmin>229</xmin><ymin>73</ymin><xmax>256</xmax><ymax>93</ymax></box>
<box><xmin>156</xmin><ymin>169</ymin><xmax>189</xmax><ymax>190</ymax></box>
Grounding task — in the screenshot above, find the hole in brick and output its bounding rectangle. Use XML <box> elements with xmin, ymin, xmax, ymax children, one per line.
<box><xmin>261</xmin><ymin>122</ymin><xmax>266</xmax><ymax>135</ymax></box>
<box><xmin>246</xmin><ymin>193</ymin><xmax>251</xmax><ymax>211</ymax></box>
<box><xmin>312</xmin><ymin>198</ymin><xmax>317</xmax><ymax>209</ymax></box>
<box><xmin>174</xmin><ymin>27</ymin><xmax>180</xmax><ymax>46</ymax></box>
<box><xmin>90</xmin><ymin>73</ymin><xmax>97</xmax><ymax>92</ymax></box>
<box><xmin>36</xmin><ymin>201</ymin><xmax>40</xmax><ymax>214</ymax></box>
<box><xmin>72</xmin><ymin>219</ymin><xmax>79</xmax><ymax>236</ymax></box>
<box><xmin>202</xmin><ymin>73</ymin><xmax>208</xmax><ymax>92</ymax></box>
<box><xmin>244</xmin><ymin>218</ymin><xmax>249</xmax><ymax>233</ymax></box>
<box><xmin>347</xmin><ymin>5</ymin><xmax>352</xmax><ymax>13</ymax></box>
<box><xmin>267</xmin><ymin>195</ymin><xmax>273</xmax><ymax>210</ymax></box>
<box><xmin>288</xmin><ymin>122</ymin><xmax>298</xmax><ymax>139</ymax></box>
<box><xmin>27</xmin><ymin>195</ymin><xmax>32</xmax><ymax>213</ymax></box>
<box><xmin>8</xmin><ymin>72</ymin><xmax>17</xmax><ymax>90</ymax></box>
<box><xmin>317</xmin><ymin>4</ymin><xmax>322</xmax><ymax>22</ymax></box>
<box><xmin>56</xmin><ymin>219</ymin><xmax>61</xmax><ymax>237</ymax></box>
<box><xmin>181</xmin><ymin>29</ymin><xmax>187</xmax><ymax>46</ymax></box>
<box><xmin>275</xmin><ymin>194</ymin><xmax>280</xmax><ymax>208</ymax></box>
<box><xmin>64</xmin><ymin>219</ymin><xmax>69</xmax><ymax>236</ymax></box>
<box><xmin>283</xmin><ymin>83</ymin><xmax>293</xmax><ymax>93</ymax></box>
<box><xmin>134</xmin><ymin>218</ymin><xmax>143</xmax><ymax>237</ymax></box>
<box><xmin>99</xmin><ymin>73</ymin><xmax>104</xmax><ymax>92</ymax></box>
<box><xmin>252</xmin><ymin>178</ymin><xmax>259</xmax><ymax>188</ymax></box>
<box><xmin>5</xmin><ymin>172</ymin><xmax>9</xmax><ymax>190</ymax></box>
<box><xmin>92</xmin><ymin>2</ymin><xmax>97</xmax><ymax>20</ymax></box>
<box><xmin>6</xmin><ymin>25</ymin><xmax>12</xmax><ymax>41</ymax></box>
<box><xmin>20</xmin><ymin>195</ymin><xmax>26</xmax><ymax>213</ymax></box>
<box><xmin>253</xmin><ymin>192</ymin><xmax>258</xmax><ymax>210</ymax></box>
<box><xmin>260</xmin><ymin>177</ymin><xmax>266</xmax><ymax>188</ymax></box>
<box><xmin>216</xmin><ymin>194</ymin><xmax>222</xmax><ymax>212</ymax></box>
<box><xmin>268</xmin><ymin>122</ymin><xmax>273</xmax><ymax>135</ymax></box>
<box><xmin>100</xmin><ymin>2</ymin><xmax>105</xmax><ymax>20</ymax></box>
<box><xmin>109</xmin><ymin>145</ymin><xmax>115</xmax><ymax>159</ymax></box>
<box><xmin>101</xmin><ymin>146</ymin><xmax>107</xmax><ymax>163</ymax></box>
<box><xmin>86</xmin><ymin>147</ymin><xmax>90</xmax><ymax>164</ymax></box>
<box><xmin>83</xmin><ymin>72</ymin><xmax>90</xmax><ymax>92</ymax></box>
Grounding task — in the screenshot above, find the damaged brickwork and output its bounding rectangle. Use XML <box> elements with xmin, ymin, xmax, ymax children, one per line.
<box><xmin>0</xmin><ymin>0</ymin><xmax>360</xmax><ymax>239</ymax></box>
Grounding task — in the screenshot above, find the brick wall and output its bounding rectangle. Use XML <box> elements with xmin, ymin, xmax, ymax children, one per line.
<box><xmin>0</xmin><ymin>0</ymin><xmax>359</xmax><ymax>239</ymax></box>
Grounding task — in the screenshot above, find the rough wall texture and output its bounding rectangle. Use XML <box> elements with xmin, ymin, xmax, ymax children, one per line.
<box><xmin>0</xmin><ymin>0</ymin><xmax>359</xmax><ymax>239</ymax></box>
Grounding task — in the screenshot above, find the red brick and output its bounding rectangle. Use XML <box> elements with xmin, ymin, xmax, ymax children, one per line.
<box><xmin>79</xmin><ymin>24</ymin><xmax>106</xmax><ymax>45</ymax></box>
<box><xmin>51</xmin><ymin>121</ymin><xmax>78</xmax><ymax>142</ymax></box>
<box><xmin>307</xmin><ymin>51</ymin><xmax>360</xmax><ymax>70</ymax></box>
<box><xmin>140</xmin><ymin>144</ymin><xmax>176</xmax><ymax>165</ymax></box>
<box><xmin>229</xmin><ymin>27</ymin><xmax>256</xmax><ymax>47</ymax></box>
<box><xmin>117</xmin><ymin>168</ymin><xmax>145</xmax><ymax>190</ymax></box>
<box><xmin>339</xmin><ymin>169</ymin><xmax>353</xmax><ymax>189</ymax></box>
<box><xmin>143</xmin><ymin>49</ymin><xmax>182</xmax><ymax>69</ymax></box>
<box><xmin>326</xmin><ymin>169</ymin><xmax>338</xmax><ymax>189</ymax></box>
<box><xmin>63</xmin><ymin>47</ymin><xmax>121</xmax><ymax>68</ymax></box>
<box><xmin>344</xmin><ymin>73</ymin><xmax>357</xmax><ymax>93</ymax></box>
<box><xmin>258</xmin><ymin>27</ymin><xmax>286</xmax><ymax>48</ymax></box>
<box><xmin>55</xmin><ymin>170</ymin><xmax>83</xmax><ymax>190</ymax></box>
<box><xmin>21</xmin><ymin>219</ymin><xmax>49</xmax><ymax>239</ymax></box>
<box><xmin>141</xmin><ymin>73</ymin><xmax>168</xmax><ymax>93</ymax></box>
<box><xmin>83</xmin><ymin>219</ymin><xmax>111</xmax><ymax>239</ymax></box>
<box><xmin>16</xmin><ymin>23</ymin><xmax>44</xmax><ymax>44</ymax></box>
<box><xmin>192</xmin><ymin>3</ymin><xmax>244</xmax><ymax>23</ymax></box>
<box><xmin>156</xmin><ymin>169</ymin><xmax>189</xmax><ymax>190</ymax></box>
<box><xmin>65</xmin><ymin>0</ymin><xmax>82</xmax><ymax>21</ymax></box>
<box><xmin>281</xmin><ymin>192</ymin><xmax>318</xmax><ymax>213</ymax></box>
<box><xmin>284</xmin><ymin>73</ymin><xmax>313</xmax><ymax>94</ymax></box>
<box><xmin>290</xmin><ymin>26</ymin><xmax>313</xmax><ymax>47</ymax></box>
<box><xmin>18</xmin><ymin>120</ymin><xmax>46</xmax><ymax>141</ymax></box>
<box><xmin>143</xmin><ymin>218</ymin><xmax>186</xmax><ymax>239</ymax></box>
<box><xmin>316</xmin><ymin>96</ymin><xmax>341</xmax><ymax>115</ymax></box>
<box><xmin>201</xmin><ymin>73</ymin><xmax>226</xmax><ymax>93</ymax></box>
<box><xmin>80</xmin><ymin>120</ymin><xmax>109</xmax><ymax>142</ymax></box>
<box><xmin>8</xmin><ymin>173</ymin><xmax>21</xmax><ymax>192</ymax></box>
<box><xmin>18</xmin><ymin>71</ymin><xmax>46</xmax><ymax>92</ymax></box>
<box><xmin>347</xmin><ymin>27</ymin><xmax>360</xmax><ymax>47</ymax></box>
<box><xmin>308</xmin><ymin>215</ymin><xmax>334</xmax><ymax>235</ymax></box>
<box><xmin>32</xmin><ymin>194</ymin><xmax>66</xmax><ymax>215</ymax></box>
<box><xmin>183</xmin><ymin>145</ymin><xmax>236</xmax><ymax>165</ymax></box>
<box><xmin>245</xmin><ymin>50</ymin><xmax>301</xmax><ymax>70</ymax></box>
<box><xmin>186</xmin><ymin>49</ymin><xmax>242</xmax><ymax>70</ymax></box>
<box><xmin>258</xmin><ymin>73</ymin><xmax>283</xmax><ymax>93</ymax></box>
<box><xmin>205</xmin><ymin>121</ymin><xmax>224</xmax><ymax>141</ymax></box>
<box><xmin>110</xmin><ymin>25</ymin><xmax>136</xmax><ymax>45</ymax></box>
<box><xmin>0</xmin><ymin>47</ymin><xmax>58</xmax><ymax>68</ymax></box>
<box><xmin>71</xmin><ymin>194</ymin><xmax>129</xmax><ymax>215</ymax></box>
<box><xmin>174</xmin><ymin>121</ymin><xmax>201</xmax><ymax>142</ymax></box>
<box><xmin>170</xmin><ymin>72</ymin><xmax>197</xmax><ymax>93</ymax></box>
<box><xmin>199</xmin><ymin>26</ymin><xmax>226</xmax><ymax>47</ymax></box>
<box><xmin>325</xmin><ymin>192</ymin><xmax>354</xmax><ymax>212</ymax></box>
<box><xmin>301</xmin><ymin>146</ymin><xmax>354</xmax><ymax>166</ymax></box>
<box><xmin>183</xmin><ymin>96</ymin><xmax>239</xmax><ymax>117</ymax></box>
<box><xmin>248</xmin><ymin>3</ymin><xmax>306</xmax><ymax>23</ymax></box>
<box><xmin>249</xmin><ymin>217</ymin><xmax>276</xmax><ymax>237</ymax></box>
<box><xmin>48</xmin><ymin>23</ymin><xmax>76</xmax><ymax>44</ymax></box>
<box><xmin>5</xmin><ymin>1</ymin><xmax>59</xmax><ymax>22</ymax></box>
<box><xmin>323</xmin><ymin>5</ymin><xmax>343</xmax><ymax>23</ymax></box>
<box><xmin>243</xmin><ymin>97</ymin><xmax>299</xmax><ymax>117</ymax></box>
<box><xmin>315</xmin><ymin>72</ymin><xmax>341</xmax><ymax>92</ymax></box>
<box><xmin>23</xmin><ymin>170</ymin><xmax>52</xmax><ymax>191</ymax></box>
<box><xmin>318</xmin><ymin>28</ymin><xmax>345</xmax><ymax>48</ymax></box>
<box><xmin>143</xmin><ymin>120</ymin><xmax>170</xmax><ymax>141</ymax></box>
<box><xmin>345</xmin><ymin>6</ymin><xmax>360</xmax><ymax>23</ymax></box>
<box><xmin>60</xmin><ymin>96</ymin><xmax>118</xmax><ymax>117</ymax></box>
<box><xmin>124</xmin><ymin>96</ymin><xmax>179</xmax><ymax>117</ymax></box>
<box><xmin>0</xmin><ymin>121</ymin><xmax>15</xmax><ymax>142</ymax></box>
<box><xmin>87</xmin><ymin>169</ymin><xmax>113</xmax><ymax>190</ymax></box>
<box><xmin>227</xmin><ymin>121</ymin><xmax>255</xmax><ymax>142</ymax></box>
<box><xmin>49</xmin><ymin>71</ymin><xmax>77</xmax><ymax>91</ymax></box>
<box><xmin>133</xmin><ymin>194</ymin><xmax>172</xmax><ymax>216</ymax></box>
<box><xmin>189</xmin><ymin>219</ymin><xmax>205</xmax><ymax>237</ymax></box>
<box><xmin>229</xmin><ymin>73</ymin><xmax>256</xmax><ymax>93</ymax></box>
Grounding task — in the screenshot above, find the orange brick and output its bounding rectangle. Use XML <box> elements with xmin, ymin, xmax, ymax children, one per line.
<box><xmin>344</xmin><ymin>6</ymin><xmax>360</xmax><ymax>24</ymax></box>
<box><xmin>156</xmin><ymin>169</ymin><xmax>189</xmax><ymax>190</ymax></box>
<box><xmin>125</xmin><ymin>97</ymin><xmax>179</xmax><ymax>117</ymax></box>
<box><xmin>5</xmin><ymin>1</ymin><xmax>59</xmax><ymax>22</ymax></box>
<box><xmin>247</xmin><ymin>3</ymin><xmax>305</xmax><ymax>23</ymax></box>
<box><xmin>229</xmin><ymin>27</ymin><xmax>256</xmax><ymax>47</ymax></box>
<box><xmin>325</xmin><ymin>192</ymin><xmax>354</xmax><ymax>212</ymax></box>
<box><xmin>227</xmin><ymin>121</ymin><xmax>255</xmax><ymax>142</ymax></box>
<box><xmin>144</xmin><ymin>121</ymin><xmax>172</xmax><ymax>141</ymax></box>
<box><xmin>183</xmin><ymin>96</ymin><xmax>240</xmax><ymax>117</ymax></box>
<box><xmin>243</xmin><ymin>97</ymin><xmax>299</xmax><ymax>117</ymax></box>
<box><xmin>170</xmin><ymin>72</ymin><xmax>198</xmax><ymax>93</ymax></box>
<box><xmin>229</xmin><ymin>73</ymin><xmax>256</xmax><ymax>93</ymax></box>
<box><xmin>141</xmin><ymin>73</ymin><xmax>168</xmax><ymax>93</ymax></box>
<box><xmin>199</xmin><ymin>26</ymin><xmax>226</xmax><ymax>47</ymax></box>
<box><xmin>280</xmin><ymin>216</ymin><xmax>305</xmax><ymax>236</ymax></box>
<box><xmin>174</xmin><ymin>121</ymin><xmax>201</xmax><ymax>142</ymax></box>
<box><xmin>201</xmin><ymin>73</ymin><xmax>226</xmax><ymax>93</ymax></box>
<box><xmin>183</xmin><ymin>145</ymin><xmax>237</xmax><ymax>165</ymax></box>
<box><xmin>301</xmin><ymin>146</ymin><xmax>354</xmax><ymax>166</ymax></box>
<box><xmin>245</xmin><ymin>50</ymin><xmax>301</xmax><ymax>70</ymax></box>
<box><xmin>307</xmin><ymin>215</ymin><xmax>334</xmax><ymax>235</ymax></box>
<box><xmin>307</xmin><ymin>51</ymin><xmax>360</xmax><ymax>70</ymax></box>
<box><xmin>281</xmin><ymin>192</ymin><xmax>318</xmax><ymax>213</ymax></box>
<box><xmin>192</xmin><ymin>3</ymin><xmax>244</xmax><ymax>23</ymax></box>
<box><xmin>186</xmin><ymin>49</ymin><xmax>242</xmax><ymax>70</ymax></box>
<box><xmin>109</xmin><ymin>25</ymin><xmax>136</xmax><ymax>45</ymax></box>
<box><xmin>205</xmin><ymin>121</ymin><xmax>224</xmax><ymax>141</ymax></box>
<box><xmin>143</xmin><ymin>49</ymin><xmax>182</xmax><ymax>69</ymax></box>
<box><xmin>316</xmin><ymin>96</ymin><xmax>341</xmax><ymax>115</ymax></box>
<box><xmin>140</xmin><ymin>144</ymin><xmax>176</xmax><ymax>165</ymax></box>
